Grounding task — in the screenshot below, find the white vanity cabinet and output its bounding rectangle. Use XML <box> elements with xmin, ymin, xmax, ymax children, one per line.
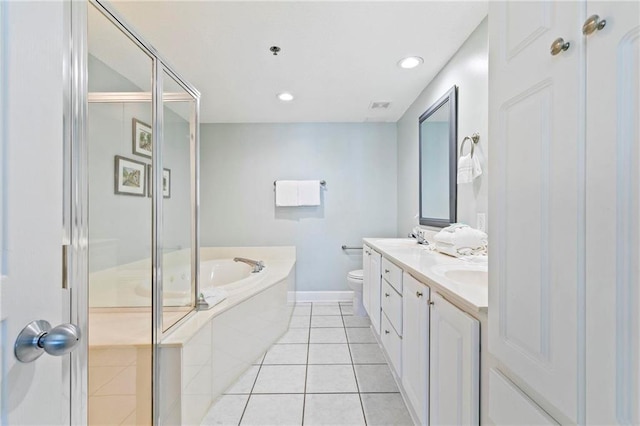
<box><xmin>401</xmin><ymin>272</ymin><xmax>430</xmax><ymax>425</ymax></box>
<box><xmin>362</xmin><ymin>244</ymin><xmax>382</xmax><ymax>334</ymax></box>
<box><xmin>430</xmin><ymin>293</ymin><xmax>480</xmax><ymax>425</ymax></box>
<box><xmin>489</xmin><ymin>1</ymin><xmax>639</xmax><ymax>424</ymax></box>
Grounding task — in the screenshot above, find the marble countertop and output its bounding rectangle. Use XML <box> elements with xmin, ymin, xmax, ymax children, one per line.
<box><xmin>363</xmin><ymin>238</ymin><xmax>488</xmax><ymax>313</ymax></box>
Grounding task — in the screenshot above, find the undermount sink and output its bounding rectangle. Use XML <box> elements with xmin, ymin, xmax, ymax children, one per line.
<box><xmin>432</xmin><ymin>264</ymin><xmax>488</xmax><ymax>287</ymax></box>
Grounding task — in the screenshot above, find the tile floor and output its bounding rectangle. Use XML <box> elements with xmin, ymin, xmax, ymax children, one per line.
<box><xmin>201</xmin><ymin>302</ymin><xmax>414</xmax><ymax>426</ymax></box>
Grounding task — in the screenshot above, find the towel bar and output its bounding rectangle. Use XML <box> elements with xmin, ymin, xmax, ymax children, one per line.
<box><xmin>274</xmin><ymin>180</ymin><xmax>326</xmax><ymax>187</ymax></box>
<box><xmin>341</xmin><ymin>245</ymin><xmax>363</xmax><ymax>250</ymax></box>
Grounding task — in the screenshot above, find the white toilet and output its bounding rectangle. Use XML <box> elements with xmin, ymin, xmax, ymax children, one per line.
<box><xmin>347</xmin><ymin>269</ymin><xmax>366</xmax><ymax>316</ymax></box>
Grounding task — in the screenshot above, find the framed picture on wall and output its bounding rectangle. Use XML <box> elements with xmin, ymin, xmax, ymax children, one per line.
<box><xmin>114</xmin><ymin>155</ymin><xmax>146</xmax><ymax>196</ymax></box>
<box><xmin>146</xmin><ymin>165</ymin><xmax>171</xmax><ymax>198</ymax></box>
<box><xmin>132</xmin><ymin>118</ymin><xmax>152</xmax><ymax>158</ymax></box>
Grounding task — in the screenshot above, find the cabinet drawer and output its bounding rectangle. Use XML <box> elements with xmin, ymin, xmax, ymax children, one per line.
<box><xmin>381</xmin><ymin>280</ymin><xmax>402</xmax><ymax>336</ymax></box>
<box><xmin>382</xmin><ymin>257</ymin><xmax>402</xmax><ymax>293</ymax></box>
<box><xmin>381</xmin><ymin>313</ymin><xmax>402</xmax><ymax>376</ymax></box>
<box><xmin>488</xmin><ymin>369</ymin><xmax>558</xmax><ymax>425</ymax></box>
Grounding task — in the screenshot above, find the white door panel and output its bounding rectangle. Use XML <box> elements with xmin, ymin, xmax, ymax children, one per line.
<box><xmin>430</xmin><ymin>293</ymin><xmax>479</xmax><ymax>425</ymax></box>
<box><xmin>585</xmin><ymin>2</ymin><xmax>640</xmax><ymax>424</ymax></box>
<box><xmin>1</xmin><ymin>1</ymin><xmax>69</xmax><ymax>424</ymax></box>
<box><xmin>488</xmin><ymin>1</ymin><xmax>584</xmax><ymax>421</ymax></box>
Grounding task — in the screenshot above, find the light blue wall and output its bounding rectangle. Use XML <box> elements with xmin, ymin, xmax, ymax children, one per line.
<box><xmin>200</xmin><ymin>123</ymin><xmax>398</xmax><ymax>292</ymax></box>
<box><xmin>397</xmin><ymin>17</ymin><xmax>489</xmax><ymax>234</ymax></box>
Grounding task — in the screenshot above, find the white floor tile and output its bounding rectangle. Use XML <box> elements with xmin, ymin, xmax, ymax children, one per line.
<box><xmin>277</xmin><ymin>328</ymin><xmax>309</xmax><ymax>344</ymax></box>
<box><xmin>361</xmin><ymin>393</ymin><xmax>413</xmax><ymax>426</ymax></box>
<box><xmin>241</xmin><ymin>394</ymin><xmax>304</xmax><ymax>425</ymax></box>
<box><xmin>343</xmin><ymin>315</ymin><xmax>371</xmax><ymax>328</ymax></box>
<box><xmin>304</xmin><ymin>394</ymin><xmax>365</xmax><ymax>426</ymax></box>
<box><xmin>354</xmin><ymin>365</ymin><xmax>399</xmax><ymax>393</ymax></box>
<box><xmin>311</xmin><ymin>315</ymin><xmax>343</xmax><ymax>328</ymax></box>
<box><xmin>309</xmin><ymin>327</ymin><xmax>347</xmax><ymax>344</ymax></box>
<box><xmin>312</xmin><ymin>305</ymin><xmax>342</xmax><ymax>316</ymax></box>
<box><xmin>340</xmin><ymin>305</ymin><xmax>354</xmax><ymax>316</ymax></box>
<box><xmin>308</xmin><ymin>344</ymin><xmax>352</xmax><ymax>364</ymax></box>
<box><xmin>289</xmin><ymin>316</ymin><xmax>311</xmax><ymax>328</ymax></box>
<box><xmin>292</xmin><ymin>305</ymin><xmax>311</xmax><ymax>316</ymax></box>
<box><xmin>349</xmin><ymin>344</ymin><xmax>386</xmax><ymax>364</ymax></box>
<box><xmin>263</xmin><ymin>344</ymin><xmax>308</xmax><ymax>364</ymax></box>
<box><xmin>201</xmin><ymin>394</ymin><xmax>249</xmax><ymax>425</ymax></box>
<box><xmin>252</xmin><ymin>365</ymin><xmax>307</xmax><ymax>394</ymax></box>
<box><xmin>306</xmin><ymin>365</ymin><xmax>358</xmax><ymax>393</ymax></box>
<box><xmin>346</xmin><ymin>327</ymin><xmax>377</xmax><ymax>343</ymax></box>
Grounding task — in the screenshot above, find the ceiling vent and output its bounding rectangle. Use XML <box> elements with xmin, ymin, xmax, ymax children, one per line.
<box><xmin>369</xmin><ymin>101</ymin><xmax>391</xmax><ymax>110</ymax></box>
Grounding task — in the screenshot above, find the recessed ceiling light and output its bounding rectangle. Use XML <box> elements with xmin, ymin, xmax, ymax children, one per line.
<box><xmin>398</xmin><ymin>56</ymin><xmax>424</xmax><ymax>69</ymax></box>
<box><xmin>277</xmin><ymin>92</ymin><xmax>294</xmax><ymax>102</ymax></box>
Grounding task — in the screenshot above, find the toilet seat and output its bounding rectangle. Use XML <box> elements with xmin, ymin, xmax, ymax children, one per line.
<box><xmin>348</xmin><ymin>269</ymin><xmax>363</xmax><ymax>280</ymax></box>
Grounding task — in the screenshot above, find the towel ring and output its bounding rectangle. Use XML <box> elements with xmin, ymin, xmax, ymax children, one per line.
<box><xmin>459</xmin><ymin>133</ymin><xmax>480</xmax><ymax>158</ymax></box>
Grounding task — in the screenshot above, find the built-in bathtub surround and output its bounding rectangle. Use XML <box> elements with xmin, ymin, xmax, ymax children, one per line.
<box><xmin>397</xmin><ymin>17</ymin><xmax>488</xmax><ymax>234</ymax></box>
<box><xmin>87</xmin><ymin>246</ymin><xmax>295</xmax><ymax>426</ymax></box>
<box><xmin>200</xmin><ymin>123</ymin><xmax>398</xmax><ymax>294</ymax></box>
<box><xmin>158</xmin><ymin>246</ymin><xmax>296</xmax><ymax>425</ymax></box>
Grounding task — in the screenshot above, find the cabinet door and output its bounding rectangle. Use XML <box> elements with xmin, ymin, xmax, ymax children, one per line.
<box><xmin>362</xmin><ymin>245</ymin><xmax>371</xmax><ymax>315</ymax></box>
<box><xmin>585</xmin><ymin>2</ymin><xmax>640</xmax><ymax>424</ymax></box>
<box><xmin>430</xmin><ymin>293</ymin><xmax>479</xmax><ymax>425</ymax></box>
<box><xmin>488</xmin><ymin>1</ymin><xmax>585</xmax><ymax>422</ymax></box>
<box><xmin>402</xmin><ymin>273</ymin><xmax>430</xmax><ymax>425</ymax></box>
<box><xmin>369</xmin><ymin>249</ymin><xmax>382</xmax><ymax>334</ymax></box>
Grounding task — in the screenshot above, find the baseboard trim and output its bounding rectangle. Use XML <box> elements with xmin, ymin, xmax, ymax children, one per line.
<box><xmin>295</xmin><ymin>291</ymin><xmax>353</xmax><ymax>303</ymax></box>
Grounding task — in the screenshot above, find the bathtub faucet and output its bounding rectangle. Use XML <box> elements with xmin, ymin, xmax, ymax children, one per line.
<box><xmin>233</xmin><ymin>257</ymin><xmax>265</xmax><ymax>273</ymax></box>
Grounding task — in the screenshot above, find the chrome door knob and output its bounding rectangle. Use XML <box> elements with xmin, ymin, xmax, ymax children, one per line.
<box><xmin>583</xmin><ymin>14</ymin><xmax>606</xmax><ymax>35</ymax></box>
<box><xmin>550</xmin><ymin>37</ymin><xmax>571</xmax><ymax>56</ymax></box>
<box><xmin>15</xmin><ymin>320</ymin><xmax>81</xmax><ymax>363</ymax></box>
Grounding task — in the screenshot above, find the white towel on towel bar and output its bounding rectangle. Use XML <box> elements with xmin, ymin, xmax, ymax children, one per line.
<box><xmin>298</xmin><ymin>180</ymin><xmax>321</xmax><ymax>206</ymax></box>
<box><xmin>275</xmin><ymin>180</ymin><xmax>299</xmax><ymax>206</ymax></box>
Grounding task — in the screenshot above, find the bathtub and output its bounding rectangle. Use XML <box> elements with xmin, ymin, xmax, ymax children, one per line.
<box><xmin>157</xmin><ymin>246</ymin><xmax>296</xmax><ymax>425</ymax></box>
<box><xmin>133</xmin><ymin>259</ymin><xmax>260</xmax><ymax>304</ymax></box>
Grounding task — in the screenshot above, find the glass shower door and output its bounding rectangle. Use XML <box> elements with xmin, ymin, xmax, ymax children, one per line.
<box><xmin>87</xmin><ymin>3</ymin><xmax>154</xmax><ymax>424</ymax></box>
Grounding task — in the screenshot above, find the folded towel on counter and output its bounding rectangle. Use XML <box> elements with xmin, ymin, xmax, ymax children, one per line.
<box><xmin>457</xmin><ymin>153</ymin><xmax>482</xmax><ymax>184</ymax></box>
<box><xmin>199</xmin><ymin>287</ymin><xmax>229</xmax><ymax>308</ymax></box>
<box><xmin>275</xmin><ymin>181</ymin><xmax>299</xmax><ymax>206</ymax></box>
<box><xmin>434</xmin><ymin>224</ymin><xmax>488</xmax><ymax>258</ymax></box>
<box><xmin>297</xmin><ymin>180</ymin><xmax>321</xmax><ymax>206</ymax></box>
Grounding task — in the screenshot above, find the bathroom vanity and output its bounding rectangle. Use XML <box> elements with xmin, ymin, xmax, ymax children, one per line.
<box><xmin>362</xmin><ymin>238</ymin><xmax>488</xmax><ymax>425</ymax></box>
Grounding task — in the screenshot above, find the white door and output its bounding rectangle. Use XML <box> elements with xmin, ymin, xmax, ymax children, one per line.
<box><xmin>368</xmin><ymin>249</ymin><xmax>382</xmax><ymax>334</ymax></box>
<box><xmin>429</xmin><ymin>293</ymin><xmax>479</xmax><ymax>425</ymax></box>
<box><xmin>1</xmin><ymin>2</ymin><xmax>74</xmax><ymax>424</ymax></box>
<box><xmin>585</xmin><ymin>2</ymin><xmax>640</xmax><ymax>424</ymax></box>
<box><xmin>488</xmin><ymin>1</ymin><xmax>585</xmax><ymax>422</ymax></box>
<box><xmin>401</xmin><ymin>273</ymin><xmax>429</xmax><ymax>425</ymax></box>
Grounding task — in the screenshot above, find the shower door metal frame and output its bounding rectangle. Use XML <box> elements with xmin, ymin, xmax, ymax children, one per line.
<box><xmin>67</xmin><ymin>1</ymin><xmax>201</xmax><ymax>424</ymax></box>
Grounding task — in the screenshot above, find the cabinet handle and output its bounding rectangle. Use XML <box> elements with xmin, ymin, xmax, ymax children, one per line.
<box><xmin>550</xmin><ymin>37</ymin><xmax>570</xmax><ymax>56</ymax></box>
<box><xmin>384</xmin><ymin>269</ymin><xmax>390</xmax><ymax>273</ymax></box>
<box><xmin>582</xmin><ymin>14</ymin><xmax>606</xmax><ymax>35</ymax></box>
<box><xmin>416</xmin><ymin>291</ymin><xmax>423</xmax><ymax>298</ymax></box>
<box><xmin>429</xmin><ymin>301</ymin><xmax>434</xmax><ymax>306</ymax></box>
<box><xmin>384</xmin><ymin>293</ymin><xmax>390</xmax><ymax>297</ymax></box>
<box><xmin>384</xmin><ymin>330</ymin><xmax>390</xmax><ymax>335</ymax></box>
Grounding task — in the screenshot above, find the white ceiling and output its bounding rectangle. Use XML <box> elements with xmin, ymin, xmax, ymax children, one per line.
<box><xmin>109</xmin><ymin>1</ymin><xmax>488</xmax><ymax>124</ymax></box>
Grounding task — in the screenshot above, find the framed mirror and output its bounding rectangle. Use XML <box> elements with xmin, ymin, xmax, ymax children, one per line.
<box><xmin>419</xmin><ymin>85</ymin><xmax>457</xmax><ymax>227</ymax></box>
